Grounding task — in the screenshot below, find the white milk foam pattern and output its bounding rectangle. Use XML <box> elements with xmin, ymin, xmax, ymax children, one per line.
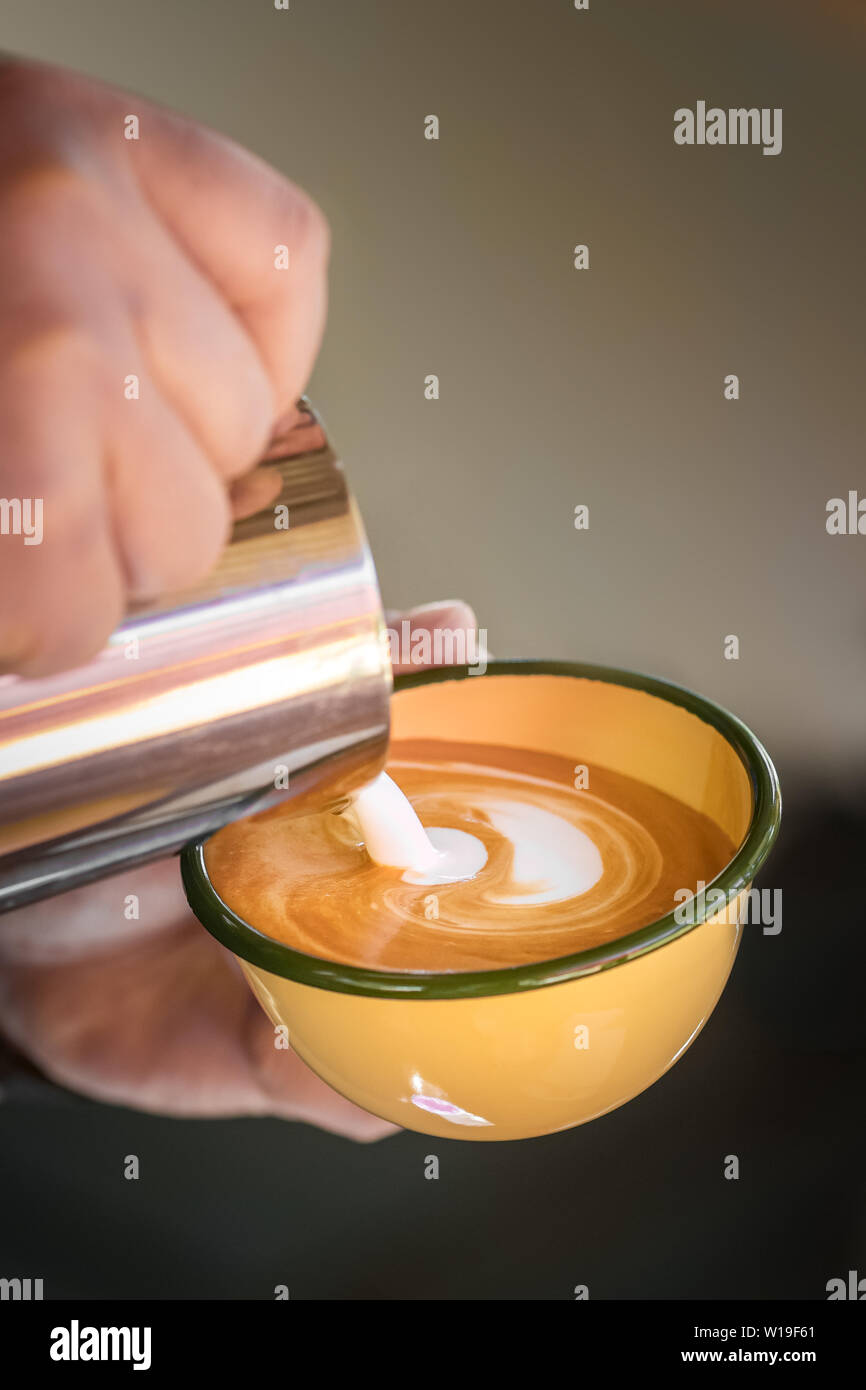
<box><xmin>350</xmin><ymin>771</ymin><xmax>603</xmax><ymax>905</ymax></box>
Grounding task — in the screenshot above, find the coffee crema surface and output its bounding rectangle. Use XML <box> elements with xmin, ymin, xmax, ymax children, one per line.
<box><xmin>204</xmin><ymin>740</ymin><xmax>736</xmax><ymax>972</ymax></box>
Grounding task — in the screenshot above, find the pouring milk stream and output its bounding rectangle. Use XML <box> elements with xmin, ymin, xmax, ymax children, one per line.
<box><xmin>349</xmin><ymin>772</ymin><xmax>604</xmax><ymax>904</ymax></box>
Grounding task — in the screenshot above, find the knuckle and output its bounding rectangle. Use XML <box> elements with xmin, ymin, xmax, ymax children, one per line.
<box><xmin>276</xmin><ymin>183</ymin><xmax>330</xmax><ymax>264</ymax></box>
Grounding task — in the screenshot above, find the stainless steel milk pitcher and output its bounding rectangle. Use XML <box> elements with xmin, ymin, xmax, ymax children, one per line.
<box><xmin>0</xmin><ymin>399</ymin><xmax>391</xmax><ymax>911</ymax></box>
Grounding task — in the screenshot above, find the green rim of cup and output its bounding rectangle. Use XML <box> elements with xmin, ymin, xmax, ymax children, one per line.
<box><xmin>180</xmin><ymin>660</ymin><xmax>782</xmax><ymax>1000</ymax></box>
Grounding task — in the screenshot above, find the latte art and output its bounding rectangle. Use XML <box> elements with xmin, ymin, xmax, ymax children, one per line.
<box><xmin>420</xmin><ymin>795</ymin><xmax>605</xmax><ymax>904</ymax></box>
<box><xmin>204</xmin><ymin>740</ymin><xmax>736</xmax><ymax>972</ymax></box>
<box><xmin>366</xmin><ymin>761</ymin><xmax>663</xmax><ymax>958</ymax></box>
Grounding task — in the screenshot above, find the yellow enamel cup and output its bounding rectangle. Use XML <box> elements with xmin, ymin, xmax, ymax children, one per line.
<box><xmin>181</xmin><ymin>662</ymin><xmax>781</xmax><ymax>1141</ymax></box>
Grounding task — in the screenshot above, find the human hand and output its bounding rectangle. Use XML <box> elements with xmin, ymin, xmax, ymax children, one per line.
<box><xmin>0</xmin><ymin>56</ymin><xmax>329</xmax><ymax>676</ymax></box>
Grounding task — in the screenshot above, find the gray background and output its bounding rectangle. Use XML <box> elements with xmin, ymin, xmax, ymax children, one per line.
<box><xmin>0</xmin><ymin>0</ymin><xmax>863</xmax><ymax>1302</ymax></box>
